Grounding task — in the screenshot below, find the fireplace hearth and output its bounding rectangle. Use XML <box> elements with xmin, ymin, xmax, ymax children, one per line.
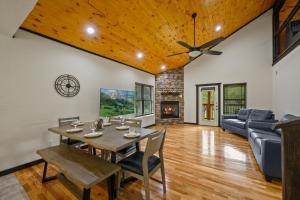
<box><xmin>161</xmin><ymin>101</ymin><xmax>179</xmax><ymax>119</ymax></box>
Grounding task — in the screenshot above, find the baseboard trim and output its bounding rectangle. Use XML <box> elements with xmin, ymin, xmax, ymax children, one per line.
<box><xmin>0</xmin><ymin>159</ymin><xmax>44</xmax><ymax>177</ymax></box>
<box><xmin>184</xmin><ymin>122</ymin><xmax>198</xmax><ymax>125</ymax></box>
<box><xmin>144</xmin><ymin>124</ymin><xmax>156</xmax><ymax>128</ymax></box>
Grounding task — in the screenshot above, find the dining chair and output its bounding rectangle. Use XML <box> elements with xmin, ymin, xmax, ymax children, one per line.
<box><xmin>117</xmin><ymin>128</ymin><xmax>167</xmax><ymax>200</ymax></box>
<box><xmin>58</xmin><ymin>117</ymin><xmax>94</xmax><ymax>153</ymax></box>
<box><xmin>58</xmin><ymin>116</ymin><xmax>81</xmax><ymax>145</ymax></box>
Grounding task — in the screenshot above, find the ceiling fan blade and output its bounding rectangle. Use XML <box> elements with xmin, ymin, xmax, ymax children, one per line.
<box><xmin>189</xmin><ymin>53</ymin><xmax>202</xmax><ymax>63</ymax></box>
<box><xmin>177</xmin><ymin>41</ymin><xmax>193</xmax><ymax>49</ymax></box>
<box><xmin>167</xmin><ymin>51</ymin><xmax>188</xmax><ymax>57</ymax></box>
<box><xmin>202</xmin><ymin>50</ymin><xmax>223</xmax><ymax>55</ymax></box>
<box><xmin>197</xmin><ymin>37</ymin><xmax>225</xmax><ymax>49</ymax></box>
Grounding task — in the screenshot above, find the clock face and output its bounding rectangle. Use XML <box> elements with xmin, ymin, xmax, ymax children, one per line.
<box><xmin>54</xmin><ymin>74</ymin><xmax>80</xmax><ymax>97</ymax></box>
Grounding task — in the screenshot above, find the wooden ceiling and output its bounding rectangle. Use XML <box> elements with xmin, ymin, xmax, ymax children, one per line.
<box><xmin>22</xmin><ymin>0</ymin><xmax>275</xmax><ymax>74</ymax></box>
<box><xmin>279</xmin><ymin>0</ymin><xmax>300</xmax><ymax>26</ymax></box>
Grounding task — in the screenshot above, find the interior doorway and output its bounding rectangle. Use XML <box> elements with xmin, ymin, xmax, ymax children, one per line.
<box><xmin>196</xmin><ymin>83</ymin><xmax>221</xmax><ymax>126</ymax></box>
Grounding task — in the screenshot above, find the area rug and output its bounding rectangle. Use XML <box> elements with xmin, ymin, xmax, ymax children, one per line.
<box><xmin>0</xmin><ymin>174</ymin><xmax>29</xmax><ymax>200</ymax></box>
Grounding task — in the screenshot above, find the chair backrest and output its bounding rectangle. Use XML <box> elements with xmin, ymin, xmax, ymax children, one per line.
<box><xmin>58</xmin><ymin>116</ymin><xmax>79</xmax><ymax>127</ymax></box>
<box><xmin>125</xmin><ymin>119</ymin><xmax>142</xmax><ymax>128</ymax></box>
<box><xmin>144</xmin><ymin>128</ymin><xmax>166</xmax><ymax>159</ymax></box>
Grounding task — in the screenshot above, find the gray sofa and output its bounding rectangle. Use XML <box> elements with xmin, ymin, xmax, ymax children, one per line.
<box><xmin>248</xmin><ymin>114</ymin><xmax>299</xmax><ymax>181</ymax></box>
<box><xmin>221</xmin><ymin>109</ymin><xmax>275</xmax><ymax>137</ymax></box>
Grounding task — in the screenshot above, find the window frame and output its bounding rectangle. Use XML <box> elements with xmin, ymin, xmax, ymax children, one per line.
<box><xmin>135</xmin><ymin>82</ymin><xmax>154</xmax><ymax>117</ymax></box>
<box><xmin>223</xmin><ymin>83</ymin><xmax>247</xmax><ymax>115</ymax></box>
<box><xmin>273</xmin><ymin>0</ymin><xmax>300</xmax><ymax>65</ymax></box>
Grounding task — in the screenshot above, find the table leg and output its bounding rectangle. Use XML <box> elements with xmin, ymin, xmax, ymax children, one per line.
<box><xmin>107</xmin><ymin>175</ymin><xmax>114</xmax><ymax>200</ymax></box>
<box><xmin>110</xmin><ymin>152</ymin><xmax>117</xmax><ymax>199</ymax></box>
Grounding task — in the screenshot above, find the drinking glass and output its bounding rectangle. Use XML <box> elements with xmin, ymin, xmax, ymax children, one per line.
<box><xmin>129</xmin><ymin>127</ymin><xmax>135</xmax><ymax>135</ymax></box>
<box><xmin>73</xmin><ymin>119</ymin><xmax>79</xmax><ymax>129</ymax></box>
<box><xmin>90</xmin><ymin>122</ymin><xmax>96</xmax><ymax>132</ymax></box>
<box><xmin>121</xmin><ymin>117</ymin><xmax>126</xmax><ymax>127</ymax></box>
<box><xmin>104</xmin><ymin>116</ymin><xmax>109</xmax><ymax>124</ymax></box>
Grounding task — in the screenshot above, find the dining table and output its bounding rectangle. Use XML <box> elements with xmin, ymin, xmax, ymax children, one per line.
<box><xmin>48</xmin><ymin>121</ymin><xmax>157</xmax><ymax>198</ymax></box>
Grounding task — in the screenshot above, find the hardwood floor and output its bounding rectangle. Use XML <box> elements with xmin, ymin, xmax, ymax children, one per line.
<box><xmin>15</xmin><ymin>125</ymin><xmax>282</xmax><ymax>200</ymax></box>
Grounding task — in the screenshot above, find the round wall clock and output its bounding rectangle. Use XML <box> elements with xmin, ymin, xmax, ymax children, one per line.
<box><xmin>54</xmin><ymin>74</ymin><xmax>80</xmax><ymax>97</ymax></box>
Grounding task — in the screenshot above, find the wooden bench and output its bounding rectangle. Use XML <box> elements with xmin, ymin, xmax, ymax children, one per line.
<box><xmin>37</xmin><ymin>144</ymin><xmax>121</xmax><ymax>200</ymax></box>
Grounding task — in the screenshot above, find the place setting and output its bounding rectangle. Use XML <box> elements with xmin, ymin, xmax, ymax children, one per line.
<box><xmin>115</xmin><ymin>117</ymin><xmax>130</xmax><ymax>130</ymax></box>
<box><xmin>65</xmin><ymin>119</ymin><xmax>85</xmax><ymax>133</ymax></box>
<box><xmin>124</xmin><ymin>127</ymin><xmax>140</xmax><ymax>139</ymax></box>
<box><xmin>83</xmin><ymin>120</ymin><xmax>103</xmax><ymax>138</ymax></box>
<box><xmin>103</xmin><ymin>116</ymin><xmax>112</xmax><ymax>126</ymax></box>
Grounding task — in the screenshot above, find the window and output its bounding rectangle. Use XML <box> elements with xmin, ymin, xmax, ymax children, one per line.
<box><xmin>273</xmin><ymin>0</ymin><xmax>300</xmax><ymax>64</ymax></box>
<box><xmin>223</xmin><ymin>83</ymin><xmax>246</xmax><ymax>114</ymax></box>
<box><xmin>135</xmin><ymin>83</ymin><xmax>153</xmax><ymax>116</ymax></box>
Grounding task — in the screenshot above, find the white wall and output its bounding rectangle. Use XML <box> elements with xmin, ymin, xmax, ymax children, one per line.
<box><xmin>272</xmin><ymin>46</ymin><xmax>300</xmax><ymax>118</ymax></box>
<box><xmin>0</xmin><ymin>0</ymin><xmax>37</xmax><ymax>37</ymax></box>
<box><xmin>0</xmin><ymin>30</ymin><xmax>155</xmax><ymax>171</ymax></box>
<box><xmin>184</xmin><ymin>11</ymin><xmax>273</xmax><ymax>123</ymax></box>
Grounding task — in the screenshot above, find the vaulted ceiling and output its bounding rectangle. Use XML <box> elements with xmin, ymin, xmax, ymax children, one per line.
<box><xmin>21</xmin><ymin>0</ymin><xmax>275</xmax><ymax>74</ymax></box>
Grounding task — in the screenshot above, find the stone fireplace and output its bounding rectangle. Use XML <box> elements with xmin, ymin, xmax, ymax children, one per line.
<box><xmin>161</xmin><ymin>101</ymin><xmax>179</xmax><ymax>119</ymax></box>
<box><xmin>155</xmin><ymin>68</ymin><xmax>184</xmax><ymax>125</ymax></box>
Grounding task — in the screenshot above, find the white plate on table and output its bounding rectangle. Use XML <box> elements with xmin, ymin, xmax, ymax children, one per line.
<box><xmin>124</xmin><ymin>133</ymin><xmax>141</xmax><ymax>138</ymax></box>
<box><xmin>71</xmin><ymin>122</ymin><xmax>85</xmax><ymax>126</ymax></box>
<box><xmin>84</xmin><ymin>131</ymin><xmax>103</xmax><ymax>138</ymax></box>
<box><xmin>103</xmin><ymin>122</ymin><xmax>112</xmax><ymax>126</ymax></box>
<box><xmin>116</xmin><ymin>125</ymin><xmax>130</xmax><ymax>130</ymax></box>
<box><xmin>66</xmin><ymin>128</ymin><xmax>83</xmax><ymax>133</ymax></box>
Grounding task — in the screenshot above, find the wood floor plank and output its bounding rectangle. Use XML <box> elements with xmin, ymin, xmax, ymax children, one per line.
<box><xmin>15</xmin><ymin>125</ymin><xmax>282</xmax><ymax>200</ymax></box>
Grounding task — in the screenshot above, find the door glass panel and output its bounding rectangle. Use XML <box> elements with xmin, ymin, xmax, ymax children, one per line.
<box><xmin>201</xmin><ymin>88</ymin><xmax>215</xmax><ymax>121</ymax></box>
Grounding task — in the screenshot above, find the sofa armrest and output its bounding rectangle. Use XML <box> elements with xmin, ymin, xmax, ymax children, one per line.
<box><xmin>222</xmin><ymin>114</ymin><xmax>238</xmax><ymax>120</ymax></box>
<box><xmin>261</xmin><ymin>139</ymin><xmax>281</xmax><ymax>177</ymax></box>
<box><xmin>248</xmin><ymin>120</ymin><xmax>278</xmax><ymax>131</ymax></box>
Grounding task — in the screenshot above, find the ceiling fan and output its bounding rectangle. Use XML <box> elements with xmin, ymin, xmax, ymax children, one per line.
<box><xmin>168</xmin><ymin>12</ymin><xmax>225</xmax><ymax>63</ymax></box>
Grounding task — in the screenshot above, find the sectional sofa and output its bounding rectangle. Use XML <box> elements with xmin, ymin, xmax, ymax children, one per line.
<box><xmin>221</xmin><ymin>109</ymin><xmax>298</xmax><ymax>181</ymax></box>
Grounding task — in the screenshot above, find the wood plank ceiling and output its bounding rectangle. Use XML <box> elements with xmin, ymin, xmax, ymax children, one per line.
<box><xmin>21</xmin><ymin>0</ymin><xmax>275</xmax><ymax>74</ymax></box>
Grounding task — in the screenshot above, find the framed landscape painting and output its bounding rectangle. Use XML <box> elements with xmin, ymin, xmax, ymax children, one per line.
<box><xmin>100</xmin><ymin>88</ymin><xmax>135</xmax><ymax>117</ymax></box>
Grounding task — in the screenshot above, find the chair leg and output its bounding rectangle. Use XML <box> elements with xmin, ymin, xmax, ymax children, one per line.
<box><xmin>160</xmin><ymin>163</ymin><xmax>167</xmax><ymax>193</ymax></box>
<box><xmin>82</xmin><ymin>188</ymin><xmax>90</xmax><ymax>200</ymax></box>
<box><xmin>143</xmin><ymin>176</ymin><xmax>150</xmax><ymax>200</ymax></box>
<box><xmin>92</xmin><ymin>148</ymin><xmax>96</xmax><ymax>155</ymax></box>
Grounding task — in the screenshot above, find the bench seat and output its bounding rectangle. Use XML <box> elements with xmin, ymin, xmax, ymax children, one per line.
<box><xmin>37</xmin><ymin>144</ymin><xmax>120</xmax><ymax>200</ymax></box>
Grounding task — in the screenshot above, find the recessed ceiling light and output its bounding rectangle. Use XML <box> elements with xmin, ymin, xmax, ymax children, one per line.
<box><xmin>86</xmin><ymin>26</ymin><xmax>95</xmax><ymax>35</ymax></box>
<box><xmin>160</xmin><ymin>65</ymin><xmax>167</xmax><ymax>70</ymax></box>
<box><xmin>136</xmin><ymin>52</ymin><xmax>144</xmax><ymax>59</ymax></box>
<box><xmin>215</xmin><ymin>25</ymin><xmax>222</xmax><ymax>32</ymax></box>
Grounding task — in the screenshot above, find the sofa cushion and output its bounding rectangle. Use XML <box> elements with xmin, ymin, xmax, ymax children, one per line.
<box><xmin>248</xmin><ymin>128</ymin><xmax>279</xmax><ymax>138</ymax></box>
<box><xmin>223</xmin><ymin>119</ymin><xmax>246</xmax><ymax>129</ymax></box>
<box><xmin>249</xmin><ymin>109</ymin><xmax>273</xmax><ymax>121</ymax></box>
<box><xmin>280</xmin><ymin>114</ymin><xmax>300</xmax><ymax>122</ymax></box>
<box><xmin>254</xmin><ymin>138</ymin><xmax>262</xmax><ymax>153</ymax></box>
<box><xmin>249</xmin><ymin>131</ymin><xmax>281</xmax><ymax>155</ymax></box>
<box><xmin>249</xmin><ymin>131</ymin><xmax>281</xmax><ymax>142</ymax></box>
<box><xmin>237</xmin><ymin>109</ymin><xmax>252</xmax><ymax>121</ymax></box>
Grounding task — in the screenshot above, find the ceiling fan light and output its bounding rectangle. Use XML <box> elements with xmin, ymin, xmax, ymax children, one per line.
<box><xmin>188</xmin><ymin>50</ymin><xmax>201</xmax><ymax>57</ymax></box>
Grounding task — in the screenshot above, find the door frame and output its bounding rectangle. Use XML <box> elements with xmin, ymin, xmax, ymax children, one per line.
<box><xmin>196</xmin><ymin>83</ymin><xmax>221</xmax><ymax>127</ymax></box>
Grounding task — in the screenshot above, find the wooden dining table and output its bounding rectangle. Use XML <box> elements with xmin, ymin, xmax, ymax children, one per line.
<box><xmin>48</xmin><ymin>122</ymin><xmax>157</xmax><ymax>198</ymax></box>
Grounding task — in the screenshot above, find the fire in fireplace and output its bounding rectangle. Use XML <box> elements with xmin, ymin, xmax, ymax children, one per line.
<box><xmin>161</xmin><ymin>101</ymin><xmax>179</xmax><ymax>118</ymax></box>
